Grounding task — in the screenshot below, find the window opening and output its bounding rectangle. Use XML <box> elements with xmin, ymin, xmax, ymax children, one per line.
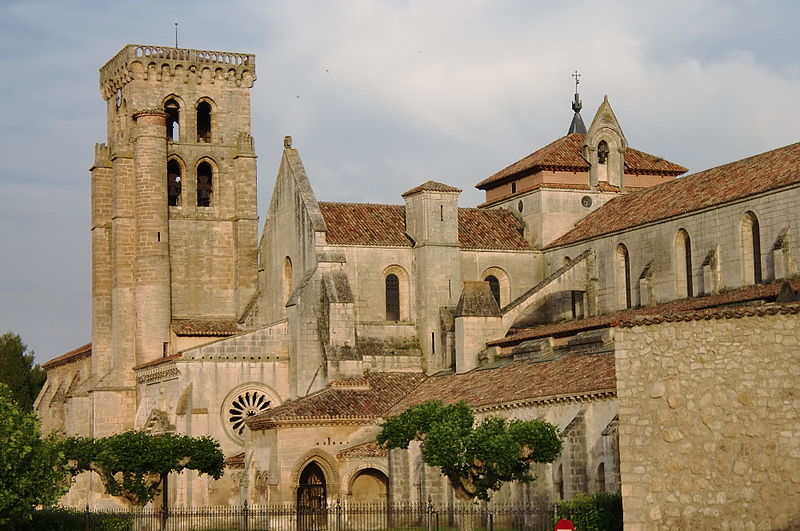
<box><xmin>167</xmin><ymin>159</ymin><xmax>182</xmax><ymax>206</ymax></box>
<box><xmin>617</xmin><ymin>244</ymin><xmax>632</xmax><ymax>309</ymax></box>
<box><xmin>197</xmin><ymin>162</ymin><xmax>213</xmax><ymax>207</ymax></box>
<box><xmin>683</xmin><ymin>232</ymin><xmax>693</xmax><ymax>297</ymax></box>
<box><xmin>431</xmin><ymin>332</ymin><xmax>435</xmax><ymax>354</ymax></box>
<box><xmin>440</xmin><ymin>204</ymin><xmax>444</xmax><ymax>221</ymax></box>
<box><xmin>596</xmin><ymin>462</ymin><xmax>606</xmax><ymax>493</ymax></box>
<box><xmin>511</xmin><ymin>181</ymin><xmax>517</xmax><ymax>193</ymax></box>
<box><xmin>597</xmin><ymin>140</ymin><xmax>609</xmax><ymax>164</ymax></box>
<box><xmin>741</xmin><ymin>212</ymin><xmax>763</xmax><ymax>285</ymax></box>
<box><xmin>197</xmin><ymin>101</ymin><xmax>212</xmax><ymax>142</ymax></box>
<box><xmin>165</xmin><ymin>99</ymin><xmax>180</xmax><ymax>141</ymax></box>
<box><xmin>486</xmin><ymin>275</ymin><xmax>500</xmax><ymax>305</ymax></box>
<box><xmin>385</xmin><ymin>274</ymin><xmax>400</xmax><ymax>321</ymax></box>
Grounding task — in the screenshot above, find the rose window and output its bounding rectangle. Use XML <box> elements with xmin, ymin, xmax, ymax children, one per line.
<box><xmin>228</xmin><ymin>390</ymin><xmax>272</xmax><ymax>435</ymax></box>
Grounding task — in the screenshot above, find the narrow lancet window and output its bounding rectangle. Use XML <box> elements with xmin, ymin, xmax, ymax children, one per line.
<box><xmin>197</xmin><ymin>162</ymin><xmax>213</xmax><ymax>207</ymax></box>
<box><xmin>167</xmin><ymin>159</ymin><xmax>182</xmax><ymax>206</ymax></box>
<box><xmin>675</xmin><ymin>229</ymin><xmax>693</xmax><ymax>297</ymax></box>
<box><xmin>165</xmin><ymin>99</ymin><xmax>180</xmax><ymax>141</ymax></box>
<box><xmin>741</xmin><ymin>212</ymin><xmax>763</xmax><ymax>284</ymax></box>
<box><xmin>197</xmin><ymin>101</ymin><xmax>212</xmax><ymax>142</ymax></box>
<box><xmin>616</xmin><ymin>244</ymin><xmax>632</xmax><ymax>309</ymax></box>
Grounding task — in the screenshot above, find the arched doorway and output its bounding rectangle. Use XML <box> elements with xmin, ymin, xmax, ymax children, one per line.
<box><xmin>298</xmin><ymin>462</ymin><xmax>327</xmax><ymax>530</ymax></box>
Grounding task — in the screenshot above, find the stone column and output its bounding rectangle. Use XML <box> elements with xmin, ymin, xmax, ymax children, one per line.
<box><xmin>133</xmin><ymin>110</ymin><xmax>171</xmax><ymax>366</ymax></box>
<box><xmin>90</xmin><ymin>144</ymin><xmax>113</xmax><ymax>379</ymax></box>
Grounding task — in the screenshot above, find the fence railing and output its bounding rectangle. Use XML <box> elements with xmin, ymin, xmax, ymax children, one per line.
<box><xmin>33</xmin><ymin>500</ymin><xmax>563</xmax><ymax>531</ymax></box>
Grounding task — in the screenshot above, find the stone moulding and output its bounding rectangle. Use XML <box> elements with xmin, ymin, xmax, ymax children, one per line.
<box><xmin>136</xmin><ymin>363</ymin><xmax>180</xmax><ymax>384</ymax></box>
<box><xmin>473</xmin><ymin>389</ymin><xmax>616</xmax><ymax>414</ymax></box>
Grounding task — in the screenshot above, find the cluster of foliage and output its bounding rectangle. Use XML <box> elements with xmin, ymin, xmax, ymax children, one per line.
<box><xmin>60</xmin><ymin>431</ymin><xmax>226</xmax><ymax>506</ymax></box>
<box><xmin>555</xmin><ymin>492</ymin><xmax>623</xmax><ymax>531</ymax></box>
<box><xmin>378</xmin><ymin>400</ymin><xmax>562</xmax><ymax>501</ymax></box>
<box><xmin>0</xmin><ymin>384</ymin><xmax>68</xmax><ymax>528</ymax></box>
<box><xmin>0</xmin><ymin>332</ymin><xmax>46</xmax><ymax>411</ymax></box>
<box><xmin>13</xmin><ymin>507</ymin><xmax>132</xmax><ymax>531</ymax></box>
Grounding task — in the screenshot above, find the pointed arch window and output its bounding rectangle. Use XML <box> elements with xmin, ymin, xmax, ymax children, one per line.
<box><xmin>197</xmin><ymin>101</ymin><xmax>212</xmax><ymax>142</ymax></box>
<box><xmin>741</xmin><ymin>212</ymin><xmax>762</xmax><ymax>284</ymax></box>
<box><xmin>167</xmin><ymin>159</ymin><xmax>182</xmax><ymax>206</ymax></box>
<box><xmin>385</xmin><ymin>274</ymin><xmax>400</xmax><ymax>321</ymax></box>
<box><xmin>165</xmin><ymin>99</ymin><xmax>180</xmax><ymax>141</ymax></box>
<box><xmin>616</xmin><ymin>244</ymin><xmax>632</xmax><ymax>309</ymax></box>
<box><xmin>197</xmin><ymin>162</ymin><xmax>213</xmax><ymax>207</ymax></box>
<box><xmin>675</xmin><ymin>229</ymin><xmax>693</xmax><ymax>298</ymax></box>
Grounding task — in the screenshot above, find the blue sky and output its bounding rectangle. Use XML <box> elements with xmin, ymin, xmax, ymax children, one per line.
<box><xmin>1</xmin><ymin>0</ymin><xmax>798</xmax><ymax>364</ymax></box>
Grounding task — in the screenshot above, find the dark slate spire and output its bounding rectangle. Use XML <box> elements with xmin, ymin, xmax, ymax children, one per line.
<box><xmin>568</xmin><ymin>70</ymin><xmax>587</xmax><ymax>135</ymax></box>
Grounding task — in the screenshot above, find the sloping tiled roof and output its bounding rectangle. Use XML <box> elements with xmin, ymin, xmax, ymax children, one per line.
<box><xmin>387</xmin><ymin>351</ymin><xmax>616</xmax><ymax>416</ymax></box>
<box><xmin>476</xmin><ymin>133</ymin><xmax>686</xmax><ymax>189</ymax></box>
<box><xmin>318</xmin><ymin>202</ymin><xmax>532</xmax><ymax>250</ymax></box>
<box><xmin>247</xmin><ymin>372</ymin><xmax>427</xmax><ymax>430</ymax></box>
<box><xmin>492</xmin><ymin>278</ymin><xmax>800</xmax><ymax>347</ymax></box>
<box><xmin>42</xmin><ymin>343</ymin><xmax>92</xmax><ymax>371</ymax></box>
<box><xmin>548</xmin><ymin>142</ymin><xmax>800</xmax><ymax>248</ymax></box>
<box><xmin>402</xmin><ymin>180</ymin><xmax>462</xmax><ymax>197</ymax></box>
<box><xmin>171</xmin><ymin>320</ymin><xmax>241</xmax><ymax>336</ymax></box>
<box><xmin>337</xmin><ymin>441</ymin><xmax>388</xmax><ymax>459</ymax></box>
<box><xmin>619</xmin><ymin>302</ymin><xmax>800</xmax><ymax>327</ymax></box>
<box><xmin>319</xmin><ymin>203</ymin><xmax>411</xmax><ymax>247</ymax></box>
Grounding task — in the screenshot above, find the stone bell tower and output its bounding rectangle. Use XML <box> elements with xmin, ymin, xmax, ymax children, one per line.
<box><xmin>90</xmin><ymin>45</ymin><xmax>258</xmax><ymax>435</ymax></box>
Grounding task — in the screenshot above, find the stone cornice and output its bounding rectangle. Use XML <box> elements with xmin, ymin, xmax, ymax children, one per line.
<box><xmin>473</xmin><ymin>388</ymin><xmax>617</xmax><ymax>414</ymax></box>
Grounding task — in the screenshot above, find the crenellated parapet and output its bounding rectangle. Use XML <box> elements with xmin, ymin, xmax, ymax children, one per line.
<box><xmin>99</xmin><ymin>44</ymin><xmax>256</xmax><ymax>100</ymax></box>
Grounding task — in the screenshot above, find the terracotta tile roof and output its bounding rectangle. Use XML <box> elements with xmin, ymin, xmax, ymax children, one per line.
<box><xmin>402</xmin><ymin>180</ymin><xmax>462</xmax><ymax>197</ymax></box>
<box><xmin>476</xmin><ymin>134</ymin><xmax>686</xmax><ymax>189</ymax></box>
<box><xmin>247</xmin><ymin>372</ymin><xmax>427</xmax><ymax>430</ymax></box>
<box><xmin>492</xmin><ymin>278</ymin><xmax>800</xmax><ymax>346</ymax></box>
<box><xmin>548</xmin><ymin>142</ymin><xmax>800</xmax><ymax>248</ymax></box>
<box><xmin>319</xmin><ymin>203</ymin><xmax>411</xmax><ymax>247</ymax></box>
<box><xmin>171</xmin><ymin>319</ymin><xmax>241</xmax><ymax>336</ymax></box>
<box><xmin>387</xmin><ymin>351</ymin><xmax>616</xmax><ymax>416</ymax></box>
<box><xmin>457</xmin><ymin>208</ymin><xmax>531</xmax><ymax>250</ymax></box>
<box><xmin>42</xmin><ymin>343</ymin><xmax>91</xmax><ymax>370</ymax></box>
<box><xmin>226</xmin><ymin>452</ymin><xmax>245</xmax><ymax>468</ymax></box>
<box><xmin>318</xmin><ymin>203</ymin><xmax>532</xmax><ymax>250</ymax></box>
<box><xmin>619</xmin><ymin>302</ymin><xmax>800</xmax><ymax>327</ymax></box>
<box><xmin>337</xmin><ymin>441</ymin><xmax>388</xmax><ymax>459</ymax></box>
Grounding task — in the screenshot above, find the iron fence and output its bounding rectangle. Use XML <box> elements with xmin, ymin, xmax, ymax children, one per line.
<box><xmin>33</xmin><ymin>501</ymin><xmax>561</xmax><ymax>531</ymax></box>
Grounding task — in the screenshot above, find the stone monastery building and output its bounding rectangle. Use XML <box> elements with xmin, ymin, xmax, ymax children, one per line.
<box><xmin>36</xmin><ymin>44</ymin><xmax>800</xmax><ymax>529</ymax></box>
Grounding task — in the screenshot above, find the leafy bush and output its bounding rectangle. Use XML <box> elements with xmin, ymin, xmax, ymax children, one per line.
<box><xmin>13</xmin><ymin>507</ymin><xmax>132</xmax><ymax>531</ymax></box>
<box><xmin>554</xmin><ymin>492</ymin><xmax>623</xmax><ymax>531</ymax></box>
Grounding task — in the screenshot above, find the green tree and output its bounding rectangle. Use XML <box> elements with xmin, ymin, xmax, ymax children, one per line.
<box><xmin>60</xmin><ymin>431</ymin><xmax>225</xmax><ymax>506</ymax></box>
<box><xmin>0</xmin><ymin>384</ymin><xmax>69</xmax><ymax>527</ymax></box>
<box><xmin>0</xmin><ymin>332</ymin><xmax>46</xmax><ymax>411</ymax></box>
<box><xmin>378</xmin><ymin>400</ymin><xmax>562</xmax><ymax>501</ymax></box>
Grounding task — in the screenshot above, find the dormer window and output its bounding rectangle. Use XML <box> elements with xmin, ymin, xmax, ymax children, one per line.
<box><xmin>597</xmin><ymin>140</ymin><xmax>609</xmax><ymax>164</ymax></box>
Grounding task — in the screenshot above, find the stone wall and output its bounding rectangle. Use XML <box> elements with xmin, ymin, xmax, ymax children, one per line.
<box><xmin>615</xmin><ymin>307</ymin><xmax>800</xmax><ymax>530</ymax></box>
<box><xmin>546</xmin><ymin>186</ymin><xmax>800</xmax><ymax>315</ymax></box>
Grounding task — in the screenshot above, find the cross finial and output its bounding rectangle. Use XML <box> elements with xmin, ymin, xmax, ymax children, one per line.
<box><xmin>572</xmin><ymin>70</ymin><xmax>581</xmax><ymax>92</ymax></box>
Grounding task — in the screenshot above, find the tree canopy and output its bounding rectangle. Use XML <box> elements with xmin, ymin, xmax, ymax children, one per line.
<box><xmin>378</xmin><ymin>400</ymin><xmax>562</xmax><ymax>501</ymax></box>
<box><xmin>0</xmin><ymin>332</ymin><xmax>46</xmax><ymax>411</ymax></box>
<box><xmin>0</xmin><ymin>383</ymin><xmax>68</xmax><ymax>527</ymax></box>
<box><xmin>60</xmin><ymin>431</ymin><xmax>225</xmax><ymax>506</ymax></box>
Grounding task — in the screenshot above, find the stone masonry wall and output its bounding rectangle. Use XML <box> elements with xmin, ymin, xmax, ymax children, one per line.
<box><xmin>615</xmin><ymin>309</ymin><xmax>800</xmax><ymax>530</ymax></box>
